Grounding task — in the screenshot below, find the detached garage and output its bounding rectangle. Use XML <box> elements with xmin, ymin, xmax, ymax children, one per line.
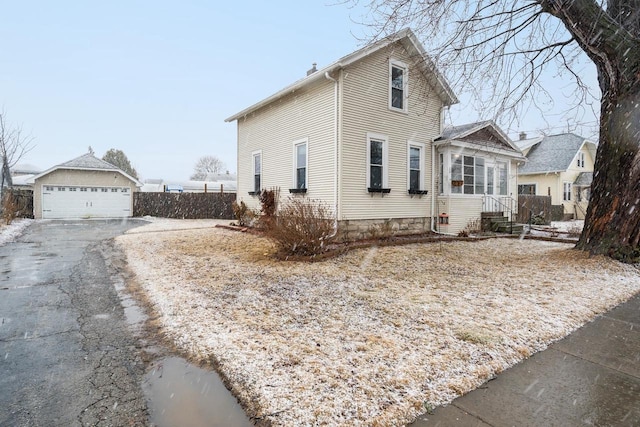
<box><xmin>31</xmin><ymin>153</ymin><xmax>141</xmax><ymax>219</ymax></box>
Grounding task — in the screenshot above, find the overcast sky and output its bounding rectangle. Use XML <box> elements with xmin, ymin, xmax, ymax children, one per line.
<box><xmin>2</xmin><ymin>1</ymin><xmax>600</xmax><ymax>181</ymax></box>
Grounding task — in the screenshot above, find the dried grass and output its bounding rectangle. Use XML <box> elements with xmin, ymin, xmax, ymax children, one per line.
<box><xmin>116</xmin><ymin>221</ymin><xmax>640</xmax><ymax>426</ymax></box>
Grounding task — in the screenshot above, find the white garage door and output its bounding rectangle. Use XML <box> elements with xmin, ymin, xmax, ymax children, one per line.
<box><xmin>42</xmin><ymin>185</ymin><xmax>132</xmax><ymax>219</ymax></box>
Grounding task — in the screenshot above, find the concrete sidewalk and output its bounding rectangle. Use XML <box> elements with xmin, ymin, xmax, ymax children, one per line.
<box><xmin>411</xmin><ymin>292</ymin><xmax>640</xmax><ymax>427</ymax></box>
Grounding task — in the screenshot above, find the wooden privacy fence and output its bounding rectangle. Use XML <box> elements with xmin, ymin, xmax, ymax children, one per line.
<box><xmin>133</xmin><ymin>192</ymin><xmax>235</xmax><ymax>219</ymax></box>
<box><xmin>517</xmin><ymin>194</ymin><xmax>551</xmax><ymax>224</ymax></box>
<box><xmin>2</xmin><ymin>189</ymin><xmax>34</xmax><ymax>219</ymax></box>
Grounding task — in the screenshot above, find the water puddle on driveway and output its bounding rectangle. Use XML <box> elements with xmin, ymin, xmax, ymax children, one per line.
<box><xmin>143</xmin><ymin>357</ymin><xmax>253</xmax><ymax>427</ymax></box>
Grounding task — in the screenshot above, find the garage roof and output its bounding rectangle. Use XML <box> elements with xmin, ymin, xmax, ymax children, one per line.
<box><xmin>29</xmin><ymin>153</ymin><xmax>142</xmax><ymax>186</ymax></box>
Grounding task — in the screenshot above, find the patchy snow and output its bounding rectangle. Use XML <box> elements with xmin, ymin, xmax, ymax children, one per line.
<box><xmin>126</xmin><ymin>217</ymin><xmax>230</xmax><ymax>234</ymax></box>
<box><xmin>116</xmin><ymin>223</ymin><xmax>640</xmax><ymax>426</ymax></box>
<box><xmin>0</xmin><ymin>219</ymin><xmax>32</xmax><ymax>246</ymax></box>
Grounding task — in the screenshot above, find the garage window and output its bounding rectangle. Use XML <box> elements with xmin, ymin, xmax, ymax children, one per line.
<box><xmin>80</xmin><ymin>187</ymin><xmax>87</xmax><ymax>192</ymax></box>
<box><xmin>111</xmin><ymin>188</ymin><xmax>118</xmax><ymax>192</ymax></box>
<box><xmin>122</xmin><ymin>188</ymin><xmax>129</xmax><ymax>193</ymax></box>
<box><xmin>45</xmin><ymin>186</ymin><xmax>54</xmax><ymax>191</ymax></box>
<box><xmin>58</xmin><ymin>187</ymin><xmax>65</xmax><ymax>191</ymax></box>
<box><xmin>101</xmin><ymin>188</ymin><xmax>108</xmax><ymax>192</ymax></box>
<box><xmin>69</xmin><ymin>187</ymin><xmax>77</xmax><ymax>192</ymax></box>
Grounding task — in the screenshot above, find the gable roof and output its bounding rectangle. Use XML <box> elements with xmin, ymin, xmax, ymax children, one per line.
<box><xmin>435</xmin><ymin>120</ymin><xmax>526</xmax><ymax>159</ymax></box>
<box><xmin>225</xmin><ymin>28</ymin><xmax>458</xmax><ymax>122</ymax></box>
<box><xmin>518</xmin><ymin>133</ymin><xmax>597</xmax><ymax>175</ymax></box>
<box><xmin>30</xmin><ymin>153</ymin><xmax>142</xmax><ymax>186</ymax></box>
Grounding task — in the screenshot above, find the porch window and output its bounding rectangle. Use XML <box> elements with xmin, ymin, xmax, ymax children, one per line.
<box><xmin>450</xmin><ymin>154</ymin><xmax>487</xmax><ymax>195</ymax></box>
<box><xmin>563</xmin><ymin>181</ymin><xmax>572</xmax><ymax>201</ymax></box>
<box><xmin>497</xmin><ymin>162</ymin><xmax>508</xmax><ymax>195</ymax></box>
<box><xmin>474</xmin><ymin>158</ymin><xmax>485</xmax><ymax>194</ymax></box>
<box><xmin>486</xmin><ymin>166</ymin><xmax>495</xmax><ymax>195</ymax></box>
<box><xmin>389</xmin><ymin>60</ymin><xmax>407</xmax><ymax>112</ymax></box>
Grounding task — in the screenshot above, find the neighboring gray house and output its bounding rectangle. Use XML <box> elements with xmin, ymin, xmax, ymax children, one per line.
<box><xmin>515</xmin><ymin>133</ymin><xmax>597</xmax><ymax>220</ymax></box>
<box><xmin>29</xmin><ymin>153</ymin><xmax>141</xmax><ymax>219</ymax></box>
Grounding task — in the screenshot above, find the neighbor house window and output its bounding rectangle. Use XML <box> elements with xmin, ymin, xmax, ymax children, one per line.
<box><xmin>518</xmin><ymin>184</ymin><xmax>537</xmax><ymax>195</ymax></box>
<box><xmin>293</xmin><ymin>139</ymin><xmax>307</xmax><ymax>190</ymax></box>
<box><xmin>367</xmin><ymin>133</ymin><xmax>388</xmax><ymax>191</ymax></box>
<box><xmin>252</xmin><ymin>151</ymin><xmax>262</xmax><ymax>194</ymax></box>
<box><xmin>577</xmin><ymin>152</ymin><xmax>585</xmax><ymax>168</ymax></box>
<box><xmin>563</xmin><ymin>182</ymin><xmax>572</xmax><ymax>201</ymax></box>
<box><xmin>408</xmin><ymin>142</ymin><xmax>425</xmax><ymax>192</ymax></box>
<box><xmin>389</xmin><ymin>60</ymin><xmax>407</xmax><ymax>112</ymax></box>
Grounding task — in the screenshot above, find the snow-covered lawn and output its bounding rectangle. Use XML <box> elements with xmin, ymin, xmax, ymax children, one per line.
<box><xmin>116</xmin><ymin>221</ymin><xmax>640</xmax><ymax>426</ymax></box>
<box><xmin>0</xmin><ymin>218</ymin><xmax>32</xmax><ymax>246</ymax></box>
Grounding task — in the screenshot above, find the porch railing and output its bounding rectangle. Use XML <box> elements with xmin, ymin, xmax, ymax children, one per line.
<box><xmin>482</xmin><ymin>195</ymin><xmax>517</xmax><ymax>221</ymax></box>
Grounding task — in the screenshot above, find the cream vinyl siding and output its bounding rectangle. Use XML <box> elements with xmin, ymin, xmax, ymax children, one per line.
<box><xmin>236</xmin><ymin>79</ymin><xmax>336</xmax><ymax>211</ymax></box>
<box><xmin>340</xmin><ymin>42</ymin><xmax>442</xmax><ymax>220</ymax></box>
<box><xmin>436</xmin><ymin>196</ymin><xmax>483</xmax><ymax>235</ymax></box>
<box><xmin>33</xmin><ymin>169</ymin><xmax>138</xmax><ymax>219</ymax></box>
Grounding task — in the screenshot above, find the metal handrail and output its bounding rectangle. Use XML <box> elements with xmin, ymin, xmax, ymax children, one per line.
<box><xmin>483</xmin><ymin>194</ymin><xmax>518</xmax><ymax>233</ymax></box>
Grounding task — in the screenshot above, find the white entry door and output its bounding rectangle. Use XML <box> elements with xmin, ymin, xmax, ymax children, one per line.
<box><xmin>42</xmin><ymin>185</ymin><xmax>132</xmax><ymax>219</ymax></box>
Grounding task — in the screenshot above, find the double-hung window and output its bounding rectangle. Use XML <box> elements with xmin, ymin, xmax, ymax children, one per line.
<box><xmin>577</xmin><ymin>152</ymin><xmax>585</xmax><ymax>168</ymax></box>
<box><xmin>408</xmin><ymin>142</ymin><xmax>425</xmax><ymax>193</ymax></box>
<box><xmin>293</xmin><ymin>139</ymin><xmax>307</xmax><ymax>191</ymax></box>
<box><xmin>563</xmin><ymin>182</ymin><xmax>572</xmax><ymax>201</ymax></box>
<box><xmin>367</xmin><ymin>133</ymin><xmax>388</xmax><ymax>191</ymax></box>
<box><xmin>252</xmin><ymin>151</ymin><xmax>262</xmax><ymax>194</ymax></box>
<box><xmin>389</xmin><ymin>60</ymin><xmax>408</xmax><ymax>112</ymax></box>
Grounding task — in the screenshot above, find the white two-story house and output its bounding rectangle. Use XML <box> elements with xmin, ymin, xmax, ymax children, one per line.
<box><xmin>226</xmin><ymin>28</ymin><xmax>524</xmax><ymax>238</ymax></box>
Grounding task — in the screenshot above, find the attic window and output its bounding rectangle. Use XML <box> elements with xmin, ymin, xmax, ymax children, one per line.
<box><xmin>389</xmin><ymin>60</ymin><xmax>408</xmax><ymax>113</ymax></box>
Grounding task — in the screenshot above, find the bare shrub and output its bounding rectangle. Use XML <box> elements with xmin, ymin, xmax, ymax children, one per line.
<box><xmin>458</xmin><ymin>218</ymin><xmax>481</xmax><ymax>237</ymax></box>
<box><xmin>259</xmin><ymin>188</ymin><xmax>279</xmax><ymax>217</ymax></box>
<box><xmin>264</xmin><ymin>197</ymin><xmax>335</xmax><ymax>257</ymax></box>
<box><xmin>258</xmin><ymin>187</ymin><xmax>280</xmax><ymax>229</ymax></box>
<box><xmin>2</xmin><ymin>191</ymin><xmax>18</xmax><ymax>225</ymax></box>
<box><xmin>232</xmin><ymin>201</ymin><xmax>256</xmax><ymax>227</ymax></box>
<box><xmin>368</xmin><ymin>220</ymin><xmax>394</xmax><ymax>240</ymax></box>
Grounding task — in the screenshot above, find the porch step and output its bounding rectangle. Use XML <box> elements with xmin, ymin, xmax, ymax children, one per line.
<box><xmin>494</xmin><ymin>222</ymin><xmax>525</xmax><ymax>234</ymax></box>
<box><xmin>481</xmin><ymin>212</ymin><xmax>524</xmax><ymax>234</ymax></box>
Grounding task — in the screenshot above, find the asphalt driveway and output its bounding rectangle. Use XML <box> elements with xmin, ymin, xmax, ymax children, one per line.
<box><xmin>0</xmin><ymin>219</ymin><xmax>150</xmax><ymax>426</ymax></box>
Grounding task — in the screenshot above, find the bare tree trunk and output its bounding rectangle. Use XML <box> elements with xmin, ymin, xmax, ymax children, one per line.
<box><xmin>577</xmin><ymin>89</ymin><xmax>640</xmax><ymax>261</ymax></box>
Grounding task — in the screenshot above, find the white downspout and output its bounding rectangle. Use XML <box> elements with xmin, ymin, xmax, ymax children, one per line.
<box><xmin>431</xmin><ymin>141</ymin><xmax>437</xmax><ymax>232</ymax></box>
<box><xmin>325</xmin><ymin>71</ymin><xmax>339</xmax><ymax>237</ymax></box>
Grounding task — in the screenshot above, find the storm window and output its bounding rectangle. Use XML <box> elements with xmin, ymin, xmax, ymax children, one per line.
<box><xmin>252</xmin><ymin>151</ymin><xmax>262</xmax><ymax>194</ymax></box>
<box><xmin>408</xmin><ymin>142</ymin><xmax>425</xmax><ymax>192</ymax></box>
<box><xmin>389</xmin><ymin>61</ymin><xmax>407</xmax><ymax>112</ymax></box>
<box><xmin>367</xmin><ymin>133</ymin><xmax>388</xmax><ymax>191</ymax></box>
<box><xmin>294</xmin><ymin>140</ymin><xmax>307</xmax><ymax>190</ymax></box>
